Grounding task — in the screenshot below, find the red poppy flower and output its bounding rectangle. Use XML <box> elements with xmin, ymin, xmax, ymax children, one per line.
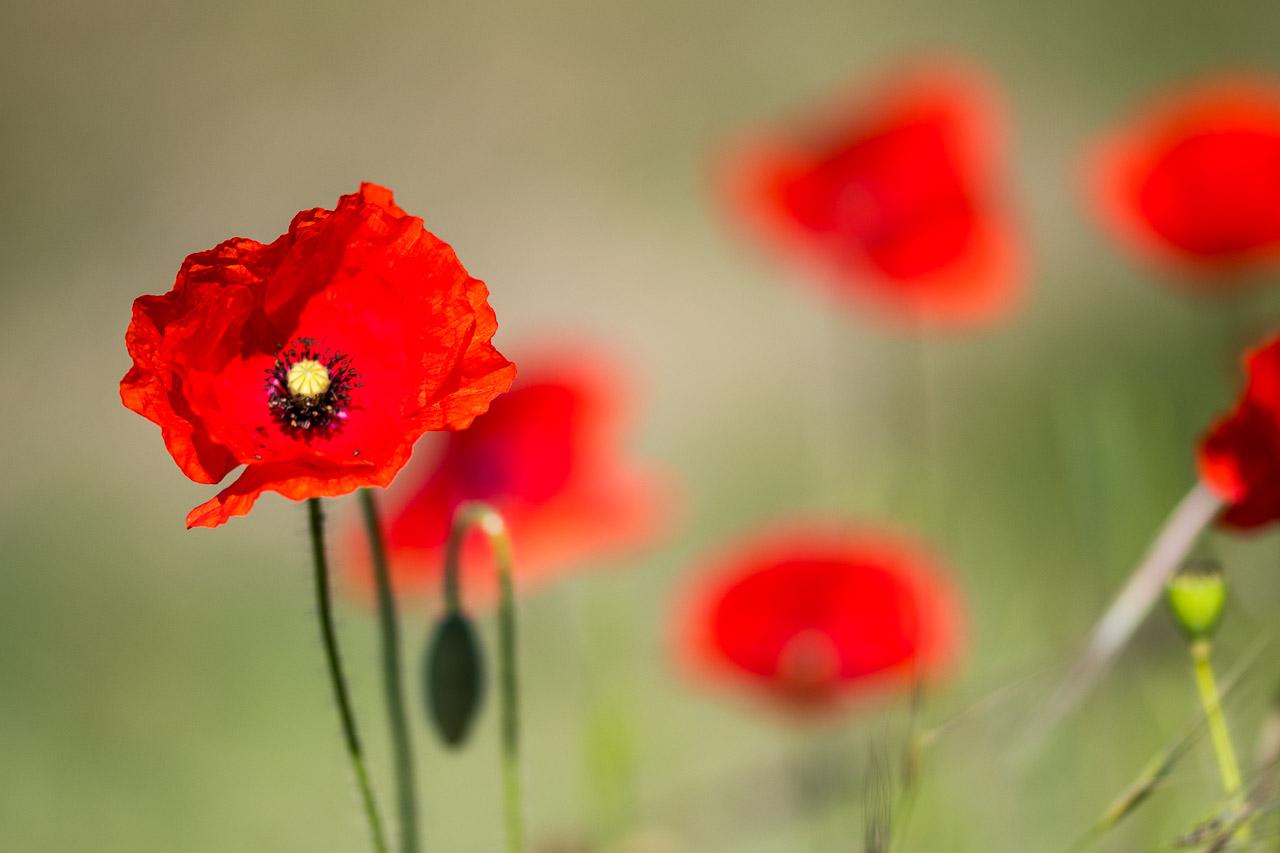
<box><xmin>1090</xmin><ymin>76</ymin><xmax>1280</xmax><ymax>277</ymax></box>
<box><xmin>676</xmin><ymin>523</ymin><xmax>963</xmax><ymax>711</ymax></box>
<box><xmin>351</xmin><ymin>349</ymin><xmax>664</xmax><ymax>604</ymax></box>
<box><xmin>1198</xmin><ymin>335</ymin><xmax>1280</xmax><ymax>529</ymax></box>
<box><xmin>121</xmin><ymin>183</ymin><xmax>515</xmax><ymax>528</ymax></box>
<box><xmin>723</xmin><ymin>64</ymin><xmax>1021</xmax><ymax>326</ymax></box>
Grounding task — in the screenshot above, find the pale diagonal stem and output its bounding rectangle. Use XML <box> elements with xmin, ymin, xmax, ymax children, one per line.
<box><xmin>360</xmin><ymin>489</ymin><xmax>420</xmax><ymax>853</ymax></box>
<box><xmin>307</xmin><ymin>498</ymin><xmax>390</xmax><ymax>853</ymax></box>
<box><xmin>442</xmin><ymin>501</ymin><xmax>525</xmax><ymax>853</ymax></box>
<box><xmin>1029</xmin><ymin>482</ymin><xmax>1223</xmax><ymax>743</ymax></box>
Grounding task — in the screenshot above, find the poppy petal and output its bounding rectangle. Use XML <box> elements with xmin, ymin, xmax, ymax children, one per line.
<box><xmin>723</xmin><ymin>64</ymin><xmax>1021</xmax><ymax>326</ymax></box>
<box><xmin>1090</xmin><ymin>76</ymin><xmax>1280</xmax><ymax>278</ymax></box>
<box><xmin>348</xmin><ymin>348</ymin><xmax>666</xmax><ymax>605</ymax></box>
<box><xmin>1198</xmin><ymin>335</ymin><xmax>1280</xmax><ymax>528</ymax></box>
<box><xmin>122</xmin><ymin>183</ymin><xmax>515</xmax><ymax>527</ymax></box>
<box><xmin>677</xmin><ymin>523</ymin><xmax>963</xmax><ymax>712</ymax></box>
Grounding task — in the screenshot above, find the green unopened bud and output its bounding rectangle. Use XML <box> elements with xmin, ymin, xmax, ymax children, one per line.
<box><xmin>424</xmin><ymin>611</ymin><xmax>485</xmax><ymax>747</ymax></box>
<box><xmin>1166</xmin><ymin>560</ymin><xmax>1227</xmax><ymax>642</ymax></box>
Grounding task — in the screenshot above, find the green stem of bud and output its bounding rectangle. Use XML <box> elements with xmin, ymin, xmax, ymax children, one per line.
<box><xmin>442</xmin><ymin>501</ymin><xmax>525</xmax><ymax>853</ymax></box>
<box><xmin>1189</xmin><ymin>639</ymin><xmax>1249</xmax><ymax>841</ymax></box>
<box><xmin>306</xmin><ymin>498</ymin><xmax>390</xmax><ymax>853</ymax></box>
<box><xmin>360</xmin><ymin>489</ymin><xmax>420</xmax><ymax>853</ymax></box>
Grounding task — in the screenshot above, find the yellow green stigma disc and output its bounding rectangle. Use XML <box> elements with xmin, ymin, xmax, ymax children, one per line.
<box><xmin>286</xmin><ymin>359</ymin><xmax>331</xmax><ymax>399</ymax></box>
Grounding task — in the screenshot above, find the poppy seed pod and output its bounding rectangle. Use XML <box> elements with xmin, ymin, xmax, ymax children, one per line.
<box><xmin>424</xmin><ymin>611</ymin><xmax>485</xmax><ymax>747</ymax></box>
<box><xmin>1166</xmin><ymin>561</ymin><xmax>1227</xmax><ymax>642</ymax></box>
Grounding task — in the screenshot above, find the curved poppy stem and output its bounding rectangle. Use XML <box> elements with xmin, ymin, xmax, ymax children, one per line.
<box><xmin>442</xmin><ymin>501</ymin><xmax>525</xmax><ymax>853</ymax></box>
<box><xmin>1029</xmin><ymin>482</ymin><xmax>1223</xmax><ymax>744</ymax></box>
<box><xmin>307</xmin><ymin>498</ymin><xmax>390</xmax><ymax>853</ymax></box>
<box><xmin>359</xmin><ymin>489</ymin><xmax>420</xmax><ymax>853</ymax></box>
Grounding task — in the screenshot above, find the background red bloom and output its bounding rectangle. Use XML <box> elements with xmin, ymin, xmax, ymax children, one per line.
<box><xmin>1198</xmin><ymin>335</ymin><xmax>1280</xmax><ymax>529</ymax></box>
<box><xmin>350</xmin><ymin>348</ymin><xmax>665</xmax><ymax>604</ymax></box>
<box><xmin>1090</xmin><ymin>76</ymin><xmax>1280</xmax><ymax>278</ymax></box>
<box><xmin>676</xmin><ymin>523</ymin><xmax>963</xmax><ymax>712</ymax></box>
<box><xmin>121</xmin><ymin>183</ymin><xmax>515</xmax><ymax>528</ymax></box>
<box><xmin>723</xmin><ymin>63</ymin><xmax>1021</xmax><ymax>326</ymax></box>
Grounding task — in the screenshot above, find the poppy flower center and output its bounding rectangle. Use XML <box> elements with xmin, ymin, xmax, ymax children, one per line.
<box><xmin>777</xmin><ymin>628</ymin><xmax>841</xmax><ymax>696</ymax></box>
<box><xmin>287</xmin><ymin>360</ymin><xmax>331</xmax><ymax>398</ymax></box>
<box><xmin>266</xmin><ymin>338</ymin><xmax>358</xmax><ymax>437</ymax></box>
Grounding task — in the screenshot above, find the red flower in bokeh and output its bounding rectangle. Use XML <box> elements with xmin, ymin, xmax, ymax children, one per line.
<box><xmin>1199</xmin><ymin>335</ymin><xmax>1280</xmax><ymax>529</ymax></box>
<box><xmin>1091</xmin><ymin>76</ymin><xmax>1280</xmax><ymax>278</ymax></box>
<box><xmin>121</xmin><ymin>183</ymin><xmax>515</xmax><ymax>528</ymax></box>
<box><xmin>723</xmin><ymin>64</ymin><xmax>1021</xmax><ymax>326</ymax></box>
<box><xmin>352</xmin><ymin>349</ymin><xmax>664</xmax><ymax>604</ymax></box>
<box><xmin>676</xmin><ymin>523</ymin><xmax>963</xmax><ymax>711</ymax></box>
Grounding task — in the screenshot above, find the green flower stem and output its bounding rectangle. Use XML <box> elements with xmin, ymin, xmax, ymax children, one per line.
<box><xmin>443</xmin><ymin>501</ymin><xmax>526</xmax><ymax>853</ymax></box>
<box><xmin>307</xmin><ymin>498</ymin><xmax>390</xmax><ymax>853</ymax></box>
<box><xmin>1189</xmin><ymin>639</ymin><xmax>1248</xmax><ymax>840</ymax></box>
<box><xmin>360</xmin><ymin>489</ymin><xmax>420</xmax><ymax>853</ymax></box>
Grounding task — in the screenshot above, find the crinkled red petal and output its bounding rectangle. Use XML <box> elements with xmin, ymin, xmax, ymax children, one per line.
<box><xmin>346</xmin><ymin>350</ymin><xmax>665</xmax><ymax>605</ymax></box>
<box><xmin>121</xmin><ymin>183</ymin><xmax>515</xmax><ymax>527</ymax></box>
<box><xmin>1198</xmin><ymin>336</ymin><xmax>1280</xmax><ymax>529</ymax></box>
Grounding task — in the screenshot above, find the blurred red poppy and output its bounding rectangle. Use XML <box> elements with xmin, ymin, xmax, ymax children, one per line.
<box><xmin>1199</xmin><ymin>335</ymin><xmax>1280</xmax><ymax>529</ymax></box>
<box><xmin>1090</xmin><ymin>76</ymin><xmax>1280</xmax><ymax>277</ymax></box>
<box><xmin>676</xmin><ymin>523</ymin><xmax>962</xmax><ymax>711</ymax></box>
<box><xmin>121</xmin><ymin>183</ymin><xmax>515</xmax><ymax>528</ymax></box>
<box><xmin>352</xmin><ymin>350</ymin><xmax>664</xmax><ymax>603</ymax></box>
<box><xmin>723</xmin><ymin>64</ymin><xmax>1021</xmax><ymax>326</ymax></box>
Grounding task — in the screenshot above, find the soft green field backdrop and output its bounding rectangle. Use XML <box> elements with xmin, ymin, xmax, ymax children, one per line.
<box><xmin>5</xmin><ymin>1</ymin><xmax>1280</xmax><ymax>850</ymax></box>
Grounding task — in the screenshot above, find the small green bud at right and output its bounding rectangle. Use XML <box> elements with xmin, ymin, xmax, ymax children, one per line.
<box><xmin>1166</xmin><ymin>561</ymin><xmax>1227</xmax><ymax>642</ymax></box>
<box><xmin>424</xmin><ymin>611</ymin><xmax>485</xmax><ymax>748</ymax></box>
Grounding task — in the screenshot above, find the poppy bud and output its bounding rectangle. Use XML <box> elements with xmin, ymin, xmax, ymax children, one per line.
<box><xmin>424</xmin><ymin>612</ymin><xmax>485</xmax><ymax>747</ymax></box>
<box><xmin>1166</xmin><ymin>560</ymin><xmax>1227</xmax><ymax>642</ymax></box>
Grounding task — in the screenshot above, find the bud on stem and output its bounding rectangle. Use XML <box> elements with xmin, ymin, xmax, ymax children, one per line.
<box><xmin>421</xmin><ymin>501</ymin><xmax>526</xmax><ymax>853</ymax></box>
<box><xmin>425</xmin><ymin>612</ymin><xmax>485</xmax><ymax>746</ymax></box>
<box><xmin>1166</xmin><ymin>561</ymin><xmax>1248</xmax><ymax>842</ymax></box>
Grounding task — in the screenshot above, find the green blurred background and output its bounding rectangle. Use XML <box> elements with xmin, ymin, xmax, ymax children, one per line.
<box><xmin>6</xmin><ymin>0</ymin><xmax>1280</xmax><ymax>849</ymax></box>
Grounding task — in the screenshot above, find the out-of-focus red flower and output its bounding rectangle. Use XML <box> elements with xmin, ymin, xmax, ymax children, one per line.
<box><xmin>1199</xmin><ymin>335</ymin><xmax>1280</xmax><ymax>529</ymax></box>
<box><xmin>1091</xmin><ymin>77</ymin><xmax>1280</xmax><ymax>277</ymax></box>
<box><xmin>121</xmin><ymin>183</ymin><xmax>515</xmax><ymax>528</ymax></box>
<box><xmin>676</xmin><ymin>523</ymin><xmax>963</xmax><ymax>711</ymax></box>
<box><xmin>723</xmin><ymin>64</ymin><xmax>1021</xmax><ymax>326</ymax></box>
<box><xmin>353</xmin><ymin>350</ymin><xmax>664</xmax><ymax>604</ymax></box>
